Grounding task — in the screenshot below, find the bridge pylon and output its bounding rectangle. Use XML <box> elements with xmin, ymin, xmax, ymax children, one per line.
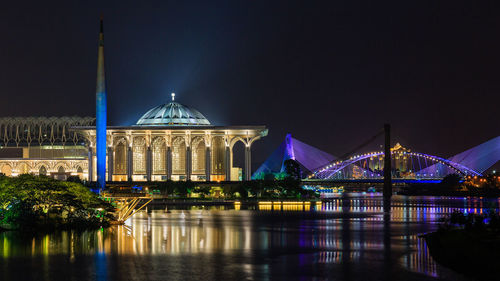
<box><xmin>383</xmin><ymin>124</ymin><xmax>392</xmax><ymax>211</ymax></box>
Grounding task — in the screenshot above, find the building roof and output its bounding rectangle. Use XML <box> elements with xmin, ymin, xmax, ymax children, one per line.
<box><xmin>0</xmin><ymin>116</ymin><xmax>94</xmax><ymax>146</ymax></box>
<box><xmin>136</xmin><ymin>101</ymin><xmax>211</xmax><ymax>126</ymax></box>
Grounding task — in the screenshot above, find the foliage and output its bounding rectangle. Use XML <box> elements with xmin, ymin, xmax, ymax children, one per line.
<box><xmin>441</xmin><ymin>209</ymin><xmax>500</xmax><ymax>233</ymax></box>
<box><xmin>426</xmin><ymin>209</ymin><xmax>500</xmax><ymax>280</ymax></box>
<box><xmin>150</xmin><ymin>176</ymin><xmax>317</xmax><ymax>200</ymax></box>
<box><xmin>0</xmin><ymin>175</ymin><xmax>111</xmax><ymax>231</ymax></box>
<box><xmin>439</xmin><ymin>173</ymin><xmax>461</xmax><ymax>190</ymax></box>
<box><xmin>66</xmin><ymin>175</ymin><xmax>83</xmax><ymax>184</ymax></box>
<box><xmin>193</xmin><ymin>185</ymin><xmax>211</xmax><ymax>198</ymax></box>
<box><xmin>283</xmin><ymin>159</ymin><xmax>301</xmax><ymax>180</ymax></box>
<box><xmin>273</xmin><ymin>172</ymin><xmax>288</xmax><ymax>180</ymax></box>
<box><xmin>153</xmin><ymin>180</ymin><xmax>196</xmax><ymax>197</ymax></box>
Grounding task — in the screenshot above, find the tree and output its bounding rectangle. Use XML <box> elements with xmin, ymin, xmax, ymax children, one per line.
<box><xmin>0</xmin><ymin>174</ymin><xmax>112</xmax><ymax>230</ymax></box>
<box><xmin>67</xmin><ymin>176</ymin><xmax>82</xmax><ymax>184</ymax></box>
<box><xmin>155</xmin><ymin>180</ymin><xmax>176</xmax><ymax>196</ymax></box>
<box><xmin>194</xmin><ymin>185</ymin><xmax>211</xmax><ymax>198</ymax></box>
<box><xmin>283</xmin><ymin>159</ymin><xmax>301</xmax><ymax>180</ymax></box>
<box><xmin>440</xmin><ymin>174</ymin><xmax>461</xmax><ymax>191</ymax></box>
<box><xmin>174</xmin><ymin>180</ymin><xmax>195</xmax><ymax>197</ymax></box>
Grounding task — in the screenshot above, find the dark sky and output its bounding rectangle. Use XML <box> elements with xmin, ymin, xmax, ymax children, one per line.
<box><xmin>1</xmin><ymin>0</ymin><xmax>500</xmax><ymax>170</ymax></box>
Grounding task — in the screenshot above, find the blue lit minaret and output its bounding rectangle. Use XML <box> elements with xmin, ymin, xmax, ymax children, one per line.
<box><xmin>96</xmin><ymin>17</ymin><xmax>107</xmax><ymax>190</ymax></box>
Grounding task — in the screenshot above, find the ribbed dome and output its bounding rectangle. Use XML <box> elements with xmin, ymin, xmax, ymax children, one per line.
<box><xmin>136</xmin><ymin>102</ymin><xmax>211</xmax><ymax>126</ymax></box>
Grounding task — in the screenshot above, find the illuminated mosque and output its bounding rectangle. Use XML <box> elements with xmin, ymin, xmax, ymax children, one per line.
<box><xmin>0</xmin><ymin>20</ymin><xmax>267</xmax><ymax>183</ymax></box>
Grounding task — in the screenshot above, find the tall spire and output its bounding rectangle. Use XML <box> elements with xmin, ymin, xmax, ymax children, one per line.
<box><xmin>95</xmin><ymin>15</ymin><xmax>107</xmax><ymax>190</ymax></box>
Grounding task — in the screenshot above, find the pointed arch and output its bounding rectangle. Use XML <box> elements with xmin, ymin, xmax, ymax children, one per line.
<box><xmin>38</xmin><ymin>165</ymin><xmax>47</xmax><ymax>176</ymax></box>
<box><xmin>192</xmin><ymin>136</ymin><xmax>206</xmax><ymax>174</ymax></box>
<box><xmin>133</xmin><ymin>136</ymin><xmax>147</xmax><ymax>174</ymax></box>
<box><xmin>152</xmin><ymin>136</ymin><xmax>166</xmax><ymax>174</ymax></box>
<box><xmin>172</xmin><ymin>136</ymin><xmax>186</xmax><ymax>174</ymax></box>
<box><xmin>114</xmin><ymin>137</ymin><xmax>128</xmax><ymax>175</ymax></box>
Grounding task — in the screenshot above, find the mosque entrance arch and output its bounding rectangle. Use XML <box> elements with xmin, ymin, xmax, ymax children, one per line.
<box><xmin>191</xmin><ymin>136</ymin><xmax>206</xmax><ymax>180</ymax></box>
<box><xmin>76</xmin><ymin>166</ymin><xmax>84</xmax><ymax>179</ymax></box>
<box><xmin>39</xmin><ymin>165</ymin><xmax>47</xmax><ymax>176</ymax></box>
<box><xmin>231</xmin><ymin>139</ymin><xmax>246</xmax><ymax>181</ymax></box>
<box><xmin>55</xmin><ymin>165</ymin><xmax>67</xmax><ymax>180</ymax></box>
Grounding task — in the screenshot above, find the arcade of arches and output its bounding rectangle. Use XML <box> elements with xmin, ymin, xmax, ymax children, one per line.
<box><xmin>0</xmin><ymin>160</ymin><xmax>86</xmax><ymax>180</ymax></box>
<box><xmin>0</xmin><ymin>105</ymin><xmax>267</xmax><ymax>182</ymax></box>
<box><xmin>79</xmin><ymin>127</ymin><xmax>267</xmax><ymax>182</ymax></box>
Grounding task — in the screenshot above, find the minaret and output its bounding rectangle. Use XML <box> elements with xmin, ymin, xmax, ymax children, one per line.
<box><xmin>96</xmin><ymin>16</ymin><xmax>107</xmax><ymax>190</ymax></box>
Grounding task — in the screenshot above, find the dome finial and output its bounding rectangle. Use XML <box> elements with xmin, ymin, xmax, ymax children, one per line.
<box><xmin>171</xmin><ymin>92</ymin><xmax>175</xmax><ymax>101</ymax></box>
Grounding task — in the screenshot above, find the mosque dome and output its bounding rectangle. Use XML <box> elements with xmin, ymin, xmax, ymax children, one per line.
<box><xmin>136</xmin><ymin>95</ymin><xmax>211</xmax><ymax>126</ymax></box>
<box><xmin>136</xmin><ymin>102</ymin><xmax>211</xmax><ymax>126</ymax></box>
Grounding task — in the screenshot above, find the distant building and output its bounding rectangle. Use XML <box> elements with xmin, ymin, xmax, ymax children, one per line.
<box><xmin>0</xmin><ymin>117</ymin><xmax>93</xmax><ymax>180</ymax></box>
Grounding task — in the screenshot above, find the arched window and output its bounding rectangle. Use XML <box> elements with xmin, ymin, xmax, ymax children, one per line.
<box><xmin>172</xmin><ymin>137</ymin><xmax>186</xmax><ymax>174</ymax></box>
<box><xmin>152</xmin><ymin>137</ymin><xmax>166</xmax><ymax>174</ymax></box>
<box><xmin>56</xmin><ymin>165</ymin><xmax>66</xmax><ymax>180</ymax></box>
<box><xmin>133</xmin><ymin>137</ymin><xmax>146</xmax><ymax>174</ymax></box>
<box><xmin>76</xmin><ymin>166</ymin><xmax>84</xmax><ymax>179</ymax></box>
<box><xmin>191</xmin><ymin>137</ymin><xmax>206</xmax><ymax>174</ymax></box>
<box><xmin>114</xmin><ymin>139</ymin><xmax>127</xmax><ymax>175</ymax></box>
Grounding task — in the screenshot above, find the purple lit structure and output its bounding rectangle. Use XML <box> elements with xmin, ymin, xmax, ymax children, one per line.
<box><xmin>252</xmin><ymin>134</ymin><xmax>336</xmax><ymax>179</ymax></box>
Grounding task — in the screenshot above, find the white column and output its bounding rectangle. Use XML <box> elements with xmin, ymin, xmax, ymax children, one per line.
<box><xmin>166</xmin><ymin>146</ymin><xmax>172</xmax><ymax>180</ymax></box>
<box><xmin>225</xmin><ymin>146</ymin><xmax>231</xmax><ymax>181</ymax></box>
<box><xmin>186</xmin><ymin>146</ymin><xmax>192</xmax><ymax>181</ymax></box>
<box><xmin>107</xmin><ymin>146</ymin><xmax>113</xmax><ymax>182</ymax></box>
<box><xmin>205</xmin><ymin>146</ymin><xmax>211</xmax><ymax>181</ymax></box>
<box><xmin>146</xmin><ymin>146</ymin><xmax>152</xmax><ymax>181</ymax></box>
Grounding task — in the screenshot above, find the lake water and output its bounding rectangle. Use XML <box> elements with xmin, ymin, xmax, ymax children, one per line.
<box><xmin>1</xmin><ymin>195</ymin><xmax>498</xmax><ymax>281</ymax></box>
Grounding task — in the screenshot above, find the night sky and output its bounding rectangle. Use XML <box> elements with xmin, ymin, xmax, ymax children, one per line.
<box><xmin>1</xmin><ymin>1</ymin><xmax>500</xmax><ymax>170</ymax></box>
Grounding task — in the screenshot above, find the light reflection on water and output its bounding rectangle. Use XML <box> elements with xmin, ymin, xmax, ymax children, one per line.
<box><xmin>1</xmin><ymin>196</ymin><xmax>496</xmax><ymax>280</ymax></box>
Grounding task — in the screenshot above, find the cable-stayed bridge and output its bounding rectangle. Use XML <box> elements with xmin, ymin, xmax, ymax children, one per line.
<box><xmin>254</xmin><ymin>133</ymin><xmax>500</xmax><ymax>184</ymax></box>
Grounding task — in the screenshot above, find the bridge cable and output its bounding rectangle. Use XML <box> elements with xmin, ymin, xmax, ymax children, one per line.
<box><xmin>337</xmin><ymin>129</ymin><xmax>384</xmax><ymax>160</ymax></box>
<box><xmin>312</xmin><ymin>129</ymin><xmax>384</xmax><ymax>173</ymax></box>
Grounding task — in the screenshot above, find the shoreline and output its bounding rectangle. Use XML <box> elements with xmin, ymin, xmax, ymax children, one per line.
<box><xmin>424</xmin><ymin>229</ymin><xmax>500</xmax><ymax>280</ymax></box>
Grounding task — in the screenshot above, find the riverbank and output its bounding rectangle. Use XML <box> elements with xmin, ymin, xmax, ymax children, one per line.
<box><xmin>147</xmin><ymin>198</ymin><xmax>321</xmax><ymax>205</ymax></box>
<box><xmin>399</xmin><ymin>184</ymin><xmax>500</xmax><ymax>197</ymax></box>
<box><xmin>423</xmin><ymin>210</ymin><xmax>500</xmax><ymax>280</ymax></box>
<box><xmin>399</xmin><ymin>190</ymin><xmax>500</xmax><ymax>197</ymax></box>
<box><xmin>424</xmin><ymin>229</ymin><xmax>500</xmax><ymax>280</ymax></box>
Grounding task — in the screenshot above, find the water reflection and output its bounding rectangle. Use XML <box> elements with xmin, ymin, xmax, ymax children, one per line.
<box><xmin>0</xmin><ymin>196</ymin><xmax>493</xmax><ymax>280</ymax></box>
<box><xmin>399</xmin><ymin>235</ymin><xmax>438</xmax><ymax>278</ymax></box>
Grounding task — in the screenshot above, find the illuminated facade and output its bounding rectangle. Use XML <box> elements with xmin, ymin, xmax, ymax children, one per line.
<box><xmin>0</xmin><ymin>19</ymin><xmax>267</xmax><ymax>183</ymax></box>
<box><xmin>0</xmin><ymin>101</ymin><xmax>267</xmax><ymax>182</ymax></box>
<box><xmin>0</xmin><ymin>117</ymin><xmax>93</xmax><ymax>179</ymax></box>
<box><xmin>79</xmin><ymin>97</ymin><xmax>267</xmax><ymax>182</ymax></box>
<box><xmin>257</xmin><ymin>134</ymin><xmax>492</xmax><ymax>180</ymax></box>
